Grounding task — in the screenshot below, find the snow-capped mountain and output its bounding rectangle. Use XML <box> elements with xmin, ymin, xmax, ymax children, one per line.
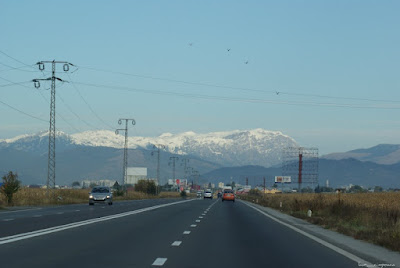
<box><xmin>0</xmin><ymin>129</ymin><xmax>298</xmax><ymax>167</ymax></box>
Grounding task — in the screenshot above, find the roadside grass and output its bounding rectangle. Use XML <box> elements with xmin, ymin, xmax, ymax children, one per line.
<box><xmin>240</xmin><ymin>192</ymin><xmax>400</xmax><ymax>252</ymax></box>
<box><xmin>0</xmin><ymin>188</ymin><xmax>186</xmax><ymax>207</ymax></box>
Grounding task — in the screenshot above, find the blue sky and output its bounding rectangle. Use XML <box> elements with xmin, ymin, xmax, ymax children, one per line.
<box><xmin>1</xmin><ymin>0</ymin><xmax>399</xmax><ymax>154</ymax></box>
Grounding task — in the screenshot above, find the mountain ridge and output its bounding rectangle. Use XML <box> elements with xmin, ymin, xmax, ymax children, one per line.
<box><xmin>0</xmin><ymin>128</ymin><xmax>298</xmax><ymax>167</ymax></box>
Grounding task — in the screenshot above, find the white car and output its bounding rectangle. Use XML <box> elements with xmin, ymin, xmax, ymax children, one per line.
<box><xmin>204</xmin><ymin>191</ymin><xmax>213</xmax><ymax>199</ymax></box>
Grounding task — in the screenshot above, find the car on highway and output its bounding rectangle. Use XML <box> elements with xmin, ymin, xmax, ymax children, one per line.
<box><xmin>89</xmin><ymin>186</ymin><xmax>113</xmax><ymax>205</ymax></box>
<box><xmin>197</xmin><ymin>190</ymin><xmax>203</xmax><ymax>198</ymax></box>
<box><xmin>222</xmin><ymin>189</ymin><xmax>235</xmax><ymax>202</ymax></box>
<box><xmin>204</xmin><ymin>190</ymin><xmax>213</xmax><ymax>199</ymax></box>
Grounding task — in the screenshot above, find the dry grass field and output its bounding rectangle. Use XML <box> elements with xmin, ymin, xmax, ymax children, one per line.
<box><xmin>0</xmin><ymin>188</ymin><xmax>184</xmax><ymax>207</ymax></box>
<box><xmin>241</xmin><ymin>192</ymin><xmax>400</xmax><ymax>252</ymax></box>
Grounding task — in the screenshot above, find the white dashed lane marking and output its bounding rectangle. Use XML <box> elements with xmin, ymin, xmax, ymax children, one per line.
<box><xmin>183</xmin><ymin>231</ymin><xmax>191</xmax><ymax>235</ymax></box>
<box><xmin>196</xmin><ymin>220</ymin><xmax>201</xmax><ymax>223</ymax></box>
<box><xmin>33</xmin><ymin>215</ymin><xmax>42</xmax><ymax>218</ymax></box>
<box><xmin>56</xmin><ymin>212</ymin><xmax>64</xmax><ymax>215</ymax></box>
<box><xmin>152</xmin><ymin>258</ymin><xmax>167</xmax><ymax>266</ymax></box>
<box><xmin>171</xmin><ymin>241</ymin><xmax>182</xmax><ymax>246</ymax></box>
<box><xmin>190</xmin><ymin>224</ymin><xmax>197</xmax><ymax>227</ymax></box>
<box><xmin>199</xmin><ymin>216</ymin><xmax>203</xmax><ymax>219</ymax></box>
<box><xmin>3</xmin><ymin>219</ymin><xmax>14</xmax><ymax>221</ymax></box>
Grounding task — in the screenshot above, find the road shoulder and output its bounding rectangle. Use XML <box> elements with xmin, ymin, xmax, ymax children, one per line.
<box><xmin>241</xmin><ymin>200</ymin><xmax>400</xmax><ymax>267</ymax></box>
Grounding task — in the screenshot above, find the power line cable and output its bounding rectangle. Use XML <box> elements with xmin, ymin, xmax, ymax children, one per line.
<box><xmin>78</xmin><ymin>65</ymin><xmax>400</xmax><ymax>104</ymax></box>
<box><xmin>0</xmin><ymin>50</ymin><xmax>38</xmax><ymax>70</ymax></box>
<box><xmin>56</xmin><ymin>91</ymin><xmax>102</xmax><ymax>131</ymax></box>
<box><xmin>0</xmin><ymin>98</ymin><xmax>48</xmax><ymax>122</ymax></box>
<box><xmin>73</xmin><ymin>81</ymin><xmax>400</xmax><ymax>110</ymax></box>
<box><xmin>0</xmin><ymin>62</ymin><xmax>40</xmax><ymax>73</ymax></box>
<box><xmin>66</xmin><ymin>73</ymin><xmax>115</xmax><ymax>130</ymax></box>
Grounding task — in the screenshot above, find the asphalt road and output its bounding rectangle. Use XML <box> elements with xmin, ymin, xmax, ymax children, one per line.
<box><xmin>0</xmin><ymin>198</ymin><xmax>390</xmax><ymax>268</ymax></box>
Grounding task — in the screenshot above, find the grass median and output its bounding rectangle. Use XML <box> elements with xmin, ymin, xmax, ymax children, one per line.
<box><xmin>0</xmin><ymin>188</ymin><xmax>187</xmax><ymax>207</ymax></box>
<box><xmin>240</xmin><ymin>192</ymin><xmax>400</xmax><ymax>252</ymax></box>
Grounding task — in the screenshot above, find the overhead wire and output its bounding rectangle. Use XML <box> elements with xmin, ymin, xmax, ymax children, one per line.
<box><xmin>73</xmin><ymin>81</ymin><xmax>400</xmax><ymax>110</ymax></box>
<box><xmin>78</xmin><ymin>65</ymin><xmax>400</xmax><ymax>104</ymax></box>
<box><xmin>0</xmin><ymin>98</ymin><xmax>48</xmax><ymax>122</ymax></box>
<box><xmin>0</xmin><ymin>62</ymin><xmax>40</xmax><ymax>73</ymax></box>
<box><xmin>66</xmin><ymin>73</ymin><xmax>115</xmax><ymax>130</ymax></box>
<box><xmin>56</xmin><ymin>90</ymin><xmax>102</xmax><ymax>131</ymax></box>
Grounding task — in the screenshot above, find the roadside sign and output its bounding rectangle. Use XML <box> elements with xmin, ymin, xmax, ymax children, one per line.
<box><xmin>275</xmin><ymin>176</ymin><xmax>291</xmax><ymax>183</ymax></box>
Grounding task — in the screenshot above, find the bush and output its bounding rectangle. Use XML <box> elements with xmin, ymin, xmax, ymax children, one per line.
<box><xmin>1</xmin><ymin>171</ymin><xmax>21</xmax><ymax>205</ymax></box>
<box><xmin>180</xmin><ymin>190</ymin><xmax>187</xmax><ymax>198</ymax></box>
<box><xmin>135</xmin><ymin>180</ymin><xmax>158</xmax><ymax>195</ymax></box>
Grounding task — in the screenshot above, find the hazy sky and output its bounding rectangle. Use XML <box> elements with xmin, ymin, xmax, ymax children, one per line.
<box><xmin>1</xmin><ymin>0</ymin><xmax>399</xmax><ymax>154</ymax></box>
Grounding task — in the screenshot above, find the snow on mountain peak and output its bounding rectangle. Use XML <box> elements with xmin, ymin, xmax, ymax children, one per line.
<box><xmin>1</xmin><ymin>128</ymin><xmax>298</xmax><ymax>167</ymax></box>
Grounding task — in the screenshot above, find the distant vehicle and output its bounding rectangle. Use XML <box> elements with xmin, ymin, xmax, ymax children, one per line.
<box><xmin>222</xmin><ymin>189</ymin><xmax>235</xmax><ymax>202</ymax></box>
<box><xmin>197</xmin><ymin>191</ymin><xmax>203</xmax><ymax>198</ymax></box>
<box><xmin>204</xmin><ymin>190</ymin><xmax>213</xmax><ymax>199</ymax></box>
<box><xmin>89</xmin><ymin>186</ymin><xmax>113</xmax><ymax>205</ymax></box>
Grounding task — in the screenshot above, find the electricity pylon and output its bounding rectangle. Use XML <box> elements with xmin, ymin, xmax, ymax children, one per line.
<box><xmin>152</xmin><ymin>144</ymin><xmax>165</xmax><ymax>193</ymax></box>
<box><xmin>169</xmin><ymin>156</ymin><xmax>179</xmax><ymax>181</ymax></box>
<box><xmin>181</xmin><ymin>158</ymin><xmax>190</xmax><ymax>182</ymax></box>
<box><xmin>115</xmin><ymin>118</ymin><xmax>136</xmax><ymax>185</ymax></box>
<box><xmin>33</xmin><ymin>60</ymin><xmax>74</xmax><ymax>195</ymax></box>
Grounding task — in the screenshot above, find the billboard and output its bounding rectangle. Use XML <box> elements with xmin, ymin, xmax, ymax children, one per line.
<box><xmin>275</xmin><ymin>176</ymin><xmax>291</xmax><ymax>183</ymax></box>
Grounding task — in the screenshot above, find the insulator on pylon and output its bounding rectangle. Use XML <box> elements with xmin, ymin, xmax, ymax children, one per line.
<box><xmin>38</xmin><ymin>63</ymin><xmax>45</xmax><ymax>71</ymax></box>
<box><xmin>63</xmin><ymin>64</ymin><xmax>69</xmax><ymax>72</ymax></box>
<box><xmin>34</xmin><ymin>81</ymin><xmax>40</xmax><ymax>88</ymax></box>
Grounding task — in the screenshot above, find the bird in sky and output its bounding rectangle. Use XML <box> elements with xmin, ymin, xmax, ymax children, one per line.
<box><xmin>188</xmin><ymin>43</ymin><xmax>193</xmax><ymax>46</ymax></box>
<box><xmin>276</xmin><ymin>91</ymin><xmax>280</xmax><ymax>95</ymax></box>
<box><xmin>227</xmin><ymin>48</ymin><xmax>231</xmax><ymax>52</ymax></box>
<box><xmin>244</xmin><ymin>60</ymin><xmax>249</xmax><ymax>64</ymax></box>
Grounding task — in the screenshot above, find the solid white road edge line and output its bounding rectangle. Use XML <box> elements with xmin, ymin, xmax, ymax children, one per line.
<box><xmin>0</xmin><ymin>199</ymin><xmax>195</xmax><ymax>245</ymax></box>
<box><xmin>241</xmin><ymin>200</ymin><xmax>372</xmax><ymax>266</ymax></box>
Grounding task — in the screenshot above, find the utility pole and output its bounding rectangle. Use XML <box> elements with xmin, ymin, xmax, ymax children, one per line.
<box><xmin>115</xmin><ymin>118</ymin><xmax>136</xmax><ymax>185</ymax></box>
<box><xmin>181</xmin><ymin>158</ymin><xmax>190</xmax><ymax>182</ymax></box>
<box><xmin>192</xmin><ymin>170</ymin><xmax>200</xmax><ymax>190</ymax></box>
<box><xmin>33</xmin><ymin>60</ymin><xmax>74</xmax><ymax>195</ymax></box>
<box><xmin>152</xmin><ymin>144</ymin><xmax>165</xmax><ymax>193</ymax></box>
<box><xmin>169</xmin><ymin>156</ymin><xmax>179</xmax><ymax>182</ymax></box>
<box><xmin>263</xmin><ymin>177</ymin><xmax>266</xmax><ymax>194</ymax></box>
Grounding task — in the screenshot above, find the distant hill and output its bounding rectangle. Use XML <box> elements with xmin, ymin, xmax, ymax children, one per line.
<box><xmin>0</xmin><ymin>128</ymin><xmax>298</xmax><ymax>168</ymax></box>
<box><xmin>201</xmin><ymin>159</ymin><xmax>400</xmax><ymax>189</ymax></box>
<box><xmin>0</xmin><ymin>146</ymin><xmax>220</xmax><ymax>186</ymax></box>
<box><xmin>322</xmin><ymin>144</ymin><xmax>400</xmax><ymax>165</ymax></box>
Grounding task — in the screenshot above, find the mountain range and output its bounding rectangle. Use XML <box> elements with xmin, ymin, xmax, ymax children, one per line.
<box><xmin>0</xmin><ymin>129</ymin><xmax>297</xmax><ymax>167</ymax></box>
<box><xmin>1</xmin><ymin>129</ymin><xmax>400</xmax><ymax>188</ymax></box>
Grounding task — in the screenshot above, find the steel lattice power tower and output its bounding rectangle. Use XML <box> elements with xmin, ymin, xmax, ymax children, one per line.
<box><xmin>169</xmin><ymin>156</ymin><xmax>179</xmax><ymax>181</ymax></box>
<box><xmin>115</xmin><ymin>118</ymin><xmax>136</xmax><ymax>185</ymax></box>
<box><xmin>282</xmin><ymin>147</ymin><xmax>319</xmax><ymax>189</ymax></box>
<box><xmin>152</xmin><ymin>144</ymin><xmax>166</xmax><ymax>188</ymax></box>
<box><xmin>33</xmin><ymin>60</ymin><xmax>74</xmax><ymax>194</ymax></box>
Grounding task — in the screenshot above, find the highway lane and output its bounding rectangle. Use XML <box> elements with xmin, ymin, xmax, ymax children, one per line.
<box><xmin>0</xmin><ymin>198</ymin><xmax>383</xmax><ymax>267</ymax></box>
<box><xmin>0</xmin><ymin>199</ymin><xmax>184</xmax><ymax>237</ymax></box>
